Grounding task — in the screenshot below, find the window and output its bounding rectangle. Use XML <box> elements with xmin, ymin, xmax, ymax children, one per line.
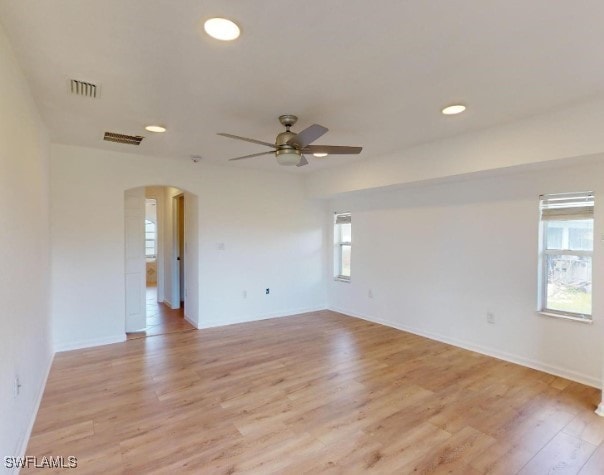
<box><xmin>145</xmin><ymin>219</ymin><xmax>157</xmax><ymax>258</ymax></box>
<box><xmin>145</xmin><ymin>198</ymin><xmax>157</xmax><ymax>258</ymax></box>
<box><xmin>334</xmin><ymin>213</ymin><xmax>351</xmax><ymax>280</ymax></box>
<box><xmin>539</xmin><ymin>192</ymin><xmax>594</xmax><ymax>321</ymax></box>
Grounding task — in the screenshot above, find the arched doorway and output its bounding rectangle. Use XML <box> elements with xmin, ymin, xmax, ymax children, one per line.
<box><xmin>124</xmin><ymin>185</ymin><xmax>199</xmax><ymax>337</ymax></box>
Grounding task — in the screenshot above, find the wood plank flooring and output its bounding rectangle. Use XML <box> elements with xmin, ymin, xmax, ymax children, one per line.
<box><xmin>127</xmin><ymin>286</ymin><xmax>195</xmax><ymax>340</ymax></box>
<box><xmin>24</xmin><ymin>311</ymin><xmax>604</xmax><ymax>474</ymax></box>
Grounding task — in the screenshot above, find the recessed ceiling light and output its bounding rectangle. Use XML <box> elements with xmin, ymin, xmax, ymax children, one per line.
<box><xmin>145</xmin><ymin>125</ymin><xmax>166</xmax><ymax>133</ymax></box>
<box><xmin>441</xmin><ymin>104</ymin><xmax>466</xmax><ymax>115</ymax></box>
<box><xmin>313</xmin><ymin>153</ymin><xmax>328</xmax><ymax>158</ymax></box>
<box><xmin>204</xmin><ymin>18</ymin><xmax>240</xmax><ymax>41</ymax></box>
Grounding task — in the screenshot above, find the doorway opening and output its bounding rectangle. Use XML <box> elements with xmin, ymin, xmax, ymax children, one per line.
<box><xmin>124</xmin><ymin>185</ymin><xmax>198</xmax><ymax>339</ymax></box>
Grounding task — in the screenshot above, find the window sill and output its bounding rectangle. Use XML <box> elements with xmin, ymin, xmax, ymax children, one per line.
<box><xmin>537</xmin><ymin>311</ymin><xmax>592</xmax><ymax>324</ymax></box>
<box><xmin>334</xmin><ymin>277</ymin><xmax>351</xmax><ymax>283</ymax></box>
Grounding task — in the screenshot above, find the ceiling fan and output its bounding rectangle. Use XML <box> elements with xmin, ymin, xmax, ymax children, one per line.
<box><xmin>218</xmin><ymin>115</ymin><xmax>362</xmax><ymax>167</ymax></box>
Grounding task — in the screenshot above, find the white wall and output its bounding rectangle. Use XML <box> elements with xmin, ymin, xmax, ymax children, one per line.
<box><xmin>327</xmin><ymin>160</ymin><xmax>604</xmax><ymax>387</ymax></box>
<box><xmin>50</xmin><ymin>144</ymin><xmax>326</xmax><ymax>350</ymax></box>
<box><xmin>183</xmin><ymin>191</ymin><xmax>199</xmax><ymax>326</ymax></box>
<box><xmin>0</xmin><ymin>23</ymin><xmax>52</xmax><ymax>471</ymax></box>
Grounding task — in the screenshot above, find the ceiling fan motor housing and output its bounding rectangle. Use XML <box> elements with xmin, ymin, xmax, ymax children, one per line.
<box><xmin>275</xmin><ymin>130</ymin><xmax>296</xmax><ymax>147</ymax></box>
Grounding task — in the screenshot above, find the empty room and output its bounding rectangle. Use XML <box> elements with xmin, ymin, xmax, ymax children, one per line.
<box><xmin>3</xmin><ymin>1</ymin><xmax>604</xmax><ymax>474</ymax></box>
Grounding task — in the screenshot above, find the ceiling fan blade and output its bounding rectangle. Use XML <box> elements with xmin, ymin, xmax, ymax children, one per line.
<box><xmin>302</xmin><ymin>145</ymin><xmax>363</xmax><ymax>155</ymax></box>
<box><xmin>217</xmin><ymin>133</ymin><xmax>275</xmax><ymax>148</ymax></box>
<box><xmin>228</xmin><ymin>151</ymin><xmax>275</xmax><ymax>161</ymax></box>
<box><xmin>287</xmin><ymin>124</ymin><xmax>328</xmax><ymax>148</ymax></box>
<box><xmin>296</xmin><ymin>155</ymin><xmax>309</xmax><ymax>167</ymax></box>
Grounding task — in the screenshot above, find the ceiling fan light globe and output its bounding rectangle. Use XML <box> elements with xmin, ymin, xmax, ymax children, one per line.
<box><xmin>275</xmin><ymin>149</ymin><xmax>301</xmax><ymax>166</ymax></box>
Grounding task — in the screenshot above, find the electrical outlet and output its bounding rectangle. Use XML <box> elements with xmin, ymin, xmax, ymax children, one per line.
<box><xmin>487</xmin><ymin>312</ymin><xmax>495</xmax><ymax>324</ymax></box>
<box><xmin>368</xmin><ymin>289</ymin><xmax>374</xmax><ymax>299</ymax></box>
<box><xmin>265</xmin><ymin>288</ymin><xmax>270</xmax><ymax>295</ymax></box>
<box><xmin>243</xmin><ymin>290</ymin><xmax>247</xmax><ymax>298</ymax></box>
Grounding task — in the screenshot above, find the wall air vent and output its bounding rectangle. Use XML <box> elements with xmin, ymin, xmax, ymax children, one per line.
<box><xmin>103</xmin><ymin>132</ymin><xmax>144</xmax><ymax>146</ymax></box>
<box><xmin>69</xmin><ymin>79</ymin><xmax>98</xmax><ymax>98</ymax></box>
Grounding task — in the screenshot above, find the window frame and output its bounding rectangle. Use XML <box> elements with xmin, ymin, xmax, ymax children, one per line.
<box><xmin>538</xmin><ymin>192</ymin><xmax>594</xmax><ymax>322</ymax></box>
<box><xmin>145</xmin><ymin>219</ymin><xmax>157</xmax><ymax>259</ymax></box>
<box><xmin>334</xmin><ymin>212</ymin><xmax>351</xmax><ymax>282</ymax></box>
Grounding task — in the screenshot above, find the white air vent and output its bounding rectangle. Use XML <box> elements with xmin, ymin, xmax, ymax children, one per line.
<box><xmin>104</xmin><ymin>132</ymin><xmax>144</xmax><ymax>145</ymax></box>
<box><xmin>69</xmin><ymin>79</ymin><xmax>98</xmax><ymax>98</ymax></box>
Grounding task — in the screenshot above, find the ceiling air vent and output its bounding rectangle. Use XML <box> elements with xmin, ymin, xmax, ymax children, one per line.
<box><xmin>69</xmin><ymin>79</ymin><xmax>98</xmax><ymax>98</ymax></box>
<box><xmin>103</xmin><ymin>132</ymin><xmax>144</xmax><ymax>145</ymax></box>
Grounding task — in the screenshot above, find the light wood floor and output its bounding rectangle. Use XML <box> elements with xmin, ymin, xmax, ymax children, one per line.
<box><xmin>25</xmin><ymin>311</ymin><xmax>604</xmax><ymax>474</ymax></box>
<box><xmin>127</xmin><ymin>285</ymin><xmax>195</xmax><ymax>340</ymax></box>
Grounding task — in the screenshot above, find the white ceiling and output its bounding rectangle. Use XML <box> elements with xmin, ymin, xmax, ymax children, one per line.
<box><xmin>1</xmin><ymin>0</ymin><xmax>604</xmax><ymax>173</ymax></box>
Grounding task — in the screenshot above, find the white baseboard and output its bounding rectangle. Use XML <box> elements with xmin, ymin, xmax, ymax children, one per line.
<box><xmin>184</xmin><ymin>313</ymin><xmax>197</xmax><ymax>328</ymax></box>
<box><xmin>198</xmin><ymin>306</ymin><xmax>327</xmax><ymax>329</ymax></box>
<box><xmin>329</xmin><ymin>306</ymin><xmax>601</xmax><ymax>389</ymax></box>
<box><xmin>14</xmin><ymin>350</ymin><xmax>55</xmax><ymax>474</ymax></box>
<box><xmin>54</xmin><ymin>334</ymin><xmax>126</xmax><ymax>353</ymax></box>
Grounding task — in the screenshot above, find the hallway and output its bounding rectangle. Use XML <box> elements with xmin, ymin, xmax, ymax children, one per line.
<box><xmin>127</xmin><ymin>285</ymin><xmax>195</xmax><ymax>339</ymax></box>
